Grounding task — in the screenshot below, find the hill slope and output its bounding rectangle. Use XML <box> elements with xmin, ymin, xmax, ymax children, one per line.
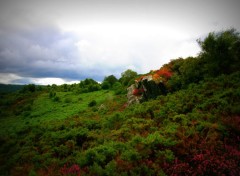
<box><xmin>0</xmin><ymin>72</ymin><xmax>240</xmax><ymax>175</ymax></box>
<box><xmin>0</xmin><ymin>84</ymin><xmax>24</xmax><ymax>93</ymax></box>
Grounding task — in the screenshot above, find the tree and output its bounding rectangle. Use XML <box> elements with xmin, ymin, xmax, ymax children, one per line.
<box><xmin>103</xmin><ymin>75</ymin><xmax>118</xmax><ymax>87</ymax></box>
<box><xmin>21</xmin><ymin>84</ymin><xmax>36</xmax><ymax>93</ymax></box>
<box><xmin>179</xmin><ymin>57</ymin><xmax>204</xmax><ymax>87</ymax></box>
<box><xmin>78</xmin><ymin>78</ymin><xmax>100</xmax><ymax>92</ymax></box>
<box><xmin>101</xmin><ymin>81</ymin><xmax>111</xmax><ymax>90</ymax></box>
<box><xmin>79</xmin><ymin>78</ymin><xmax>98</xmax><ymax>88</ymax></box>
<box><xmin>120</xmin><ymin>69</ymin><xmax>138</xmax><ymax>86</ymax></box>
<box><xmin>102</xmin><ymin>75</ymin><xmax>118</xmax><ymax>89</ymax></box>
<box><xmin>198</xmin><ymin>28</ymin><xmax>240</xmax><ymax>76</ymax></box>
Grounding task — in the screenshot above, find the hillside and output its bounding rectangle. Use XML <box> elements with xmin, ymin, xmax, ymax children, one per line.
<box><xmin>0</xmin><ymin>29</ymin><xmax>240</xmax><ymax>175</ymax></box>
<box><xmin>0</xmin><ymin>84</ymin><xmax>25</xmax><ymax>93</ymax></box>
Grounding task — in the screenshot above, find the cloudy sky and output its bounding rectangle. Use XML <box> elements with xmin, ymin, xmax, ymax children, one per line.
<box><xmin>0</xmin><ymin>0</ymin><xmax>239</xmax><ymax>85</ymax></box>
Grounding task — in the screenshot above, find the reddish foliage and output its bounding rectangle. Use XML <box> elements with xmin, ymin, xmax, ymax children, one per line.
<box><xmin>115</xmin><ymin>157</ymin><xmax>134</xmax><ymax>171</ymax></box>
<box><xmin>222</xmin><ymin>115</ymin><xmax>240</xmax><ymax>134</ymax></box>
<box><xmin>162</xmin><ymin>141</ymin><xmax>240</xmax><ymax>176</ymax></box>
<box><xmin>135</xmin><ymin>68</ymin><xmax>172</xmax><ymax>83</ymax></box>
<box><xmin>60</xmin><ymin>164</ymin><xmax>81</xmax><ymax>176</ymax></box>
<box><xmin>119</xmin><ymin>103</ymin><xmax>128</xmax><ymax>111</ymax></box>
<box><xmin>155</xmin><ymin>69</ymin><xmax>172</xmax><ymax>78</ymax></box>
<box><xmin>132</xmin><ymin>88</ymin><xmax>144</xmax><ymax>96</ymax></box>
<box><xmin>136</xmin><ymin>76</ymin><xmax>145</xmax><ymax>82</ymax></box>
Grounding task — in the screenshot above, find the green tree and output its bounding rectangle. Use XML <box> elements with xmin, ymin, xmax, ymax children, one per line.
<box><xmin>88</xmin><ymin>84</ymin><xmax>101</xmax><ymax>92</ymax></box>
<box><xmin>101</xmin><ymin>81</ymin><xmax>111</xmax><ymax>90</ymax></box>
<box><xmin>120</xmin><ymin>69</ymin><xmax>138</xmax><ymax>86</ymax></box>
<box><xmin>179</xmin><ymin>57</ymin><xmax>204</xmax><ymax>87</ymax></box>
<box><xmin>79</xmin><ymin>78</ymin><xmax>100</xmax><ymax>92</ymax></box>
<box><xmin>21</xmin><ymin>84</ymin><xmax>36</xmax><ymax>93</ymax></box>
<box><xmin>103</xmin><ymin>75</ymin><xmax>118</xmax><ymax>87</ymax></box>
<box><xmin>79</xmin><ymin>78</ymin><xmax>98</xmax><ymax>88</ymax></box>
<box><xmin>198</xmin><ymin>28</ymin><xmax>240</xmax><ymax>76</ymax></box>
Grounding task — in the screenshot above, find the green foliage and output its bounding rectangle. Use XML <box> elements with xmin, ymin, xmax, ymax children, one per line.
<box><xmin>28</xmin><ymin>169</ymin><xmax>37</xmax><ymax>176</ymax></box>
<box><xmin>49</xmin><ymin>91</ymin><xmax>56</xmax><ymax>98</ymax></box>
<box><xmin>64</xmin><ymin>97</ymin><xmax>72</xmax><ymax>103</ymax></box>
<box><xmin>120</xmin><ymin>69</ymin><xmax>138</xmax><ymax>86</ymax></box>
<box><xmin>1</xmin><ymin>71</ymin><xmax>240</xmax><ymax>175</ymax></box>
<box><xmin>112</xmin><ymin>82</ymin><xmax>125</xmax><ymax>95</ymax></box>
<box><xmin>0</xmin><ymin>84</ymin><xmax>25</xmax><ymax>93</ymax></box>
<box><xmin>166</xmin><ymin>28</ymin><xmax>240</xmax><ymax>91</ymax></box>
<box><xmin>179</xmin><ymin>57</ymin><xmax>204</xmax><ymax>86</ymax></box>
<box><xmin>157</xmin><ymin>149</ymin><xmax>175</xmax><ymax>163</ymax></box>
<box><xmin>198</xmin><ymin>28</ymin><xmax>240</xmax><ymax>76</ymax></box>
<box><xmin>79</xmin><ymin>78</ymin><xmax>101</xmax><ymax>93</ymax></box>
<box><xmin>102</xmin><ymin>75</ymin><xmax>118</xmax><ymax>87</ymax></box>
<box><xmin>103</xmin><ymin>112</ymin><xmax>126</xmax><ymax>129</ymax></box>
<box><xmin>145</xmin><ymin>131</ymin><xmax>177</xmax><ymax>147</ymax></box>
<box><xmin>101</xmin><ymin>81</ymin><xmax>111</xmax><ymax>89</ymax></box>
<box><xmin>121</xmin><ymin>148</ymin><xmax>141</xmax><ymax>162</ymax></box>
<box><xmin>20</xmin><ymin>84</ymin><xmax>36</xmax><ymax>93</ymax></box>
<box><xmin>53</xmin><ymin>96</ymin><xmax>60</xmax><ymax>102</ymax></box>
<box><xmin>79</xmin><ymin>78</ymin><xmax>98</xmax><ymax>87</ymax></box>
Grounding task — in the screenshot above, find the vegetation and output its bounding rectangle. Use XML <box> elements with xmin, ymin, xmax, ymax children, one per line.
<box><xmin>0</xmin><ymin>84</ymin><xmax>27</xmax><ymax>93</ymax></box>
<box><xmin>0</xmin><ymin>28</ymin><xmax>240</xmax><ymax>175</ymax></box>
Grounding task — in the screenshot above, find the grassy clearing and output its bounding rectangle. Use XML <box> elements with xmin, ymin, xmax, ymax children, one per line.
<box><xmin>30</xmin><ymin>90</ymin><xmax>114</xmax><ymax>121</ymax></box>
<box><xmin>0</xmin><ymin>90</ymin><xmax>115</xmax><ymax>135</ymax></box>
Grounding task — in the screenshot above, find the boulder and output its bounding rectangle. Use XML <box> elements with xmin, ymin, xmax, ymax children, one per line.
<box><xmin>127</xmin><ymin>68</ymin><xmax>172</xmax><ymax>106</ymax></box>
<box><xmin>127</xmin><ymin>84</ymin><xmax>141</xmax><ymax>106</ymax></box>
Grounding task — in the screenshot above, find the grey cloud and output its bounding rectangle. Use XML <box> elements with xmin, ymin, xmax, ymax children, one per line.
<box><xmin>0</xmin><ymin>27</ymin><xmax>77</xmax><ymax>76</ymax></box>
<box><xmin>0</xmin><ymin>25</ymin><xmax>127</xmax><ymax>82</ymax></box>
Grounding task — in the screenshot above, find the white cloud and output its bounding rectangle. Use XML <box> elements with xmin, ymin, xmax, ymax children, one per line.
<box><xmin>0</xmin><ymin>73</ymin><xmax>79</xmax><ymax>85</ymax></box>
<box><xmin>69</xmin><ymin>23</ymin><xmax>201</xmax><ymax>73</ymax></box>
<box><xmin>0</xmin><ymin>73</ymin><xmax>22</xmax><ymax>84</ymax></box>
<box><xmin>30</xmin><ymin>77</ymin><xmax>79</xmax><ymax>85</ymax></box>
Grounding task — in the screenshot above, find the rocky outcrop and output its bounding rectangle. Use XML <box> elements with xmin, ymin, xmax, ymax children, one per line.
<box><xmin>127</xmin><ymin>68</ymin><xmax>172</xmax><ymax>106</ymax></box>
<box><xmin>127</xmin><ymin>84</ymin><xmax>141</xmax><ymax>106</ymax></box>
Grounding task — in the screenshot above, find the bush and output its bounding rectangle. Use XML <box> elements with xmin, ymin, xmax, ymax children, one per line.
<box><xmin>88</xmin><ymin>100</ymin><xmax>97</xmax><ymax>107</ymax></box>
<box><xmin>101</xmin><ymin>81</ymin><xmax>111</xmax><ymax>90</ymax></box>
<box><xmin>88</xmin><ymin>84</ymin><xmax>101</xmax><ymax>92</ymax></box>
<box><xmin>64</xmin><ymin>97</ymin><xmax>72</xmax><ymax>103</ymax></box>
<box><xmin>53</xmin><ymin>96</ymin><xmax>60</xmax><ymax>102</ymax></box>
<box><xmin>121</xmin><ymin>148</ymin><xmax>141</xmax><ymax>162</ymax></box>
<box><xmin>60</xmin><ymin>164</ymin><xmax>81</xmax><ymax>176</ymax></box>
<box><xmin>49</xmin><ymin>91</ymin><xmax>56</xmax><ymax>98</ymax></box>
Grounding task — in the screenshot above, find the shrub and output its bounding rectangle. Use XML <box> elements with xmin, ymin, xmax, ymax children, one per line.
<box><xmin>105</xmin><ymin>160</ymin><xmax>117</xmax><ymax>176</ymax></box>
<box><xmin>103</xmin><ymin>113</ymin><xmax>125</xmax><ymax>129</ymax></box>
<box><xmin>64</xmin><ymin>97</ymin><xmax>72</xmax><ymax>103</ymax></box>
<box><xmin>88</xmin><ymin>100</ymin><xmax>97</xmax><ymax>107</ymax></box>
<box><xmin>121</xmin><ymin>148</ymin><xmax>141</xmax><ymax>162</ymax></box>
<box><xmin>53</xmin><ymin>96</ymin><xmax>60</xmax><ymax>102</ymax></box>
<box><xmin>49</xmin><ymin>91</ymin><xmax>56</xmax><ymax>98</ymax></box>
<box><xmin>88</xmin><ymin>84</ymin><xmax>101</xmax><ymax>92</ymax></box>
<box><xmin>101</xmin><ymin>81</ymin><xmax>111</xmax><ymax>90</ymax></box>
<box><xmin>60</xmin><ymin>164</ymin><xmax>81</xmax><ymax>175</ymax></box>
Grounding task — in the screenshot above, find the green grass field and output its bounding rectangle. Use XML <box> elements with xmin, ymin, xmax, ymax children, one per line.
<box><xmin>0</xmin><ymin>90</ymin><xmax>116</xmax><ymax>135</ymax></box>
